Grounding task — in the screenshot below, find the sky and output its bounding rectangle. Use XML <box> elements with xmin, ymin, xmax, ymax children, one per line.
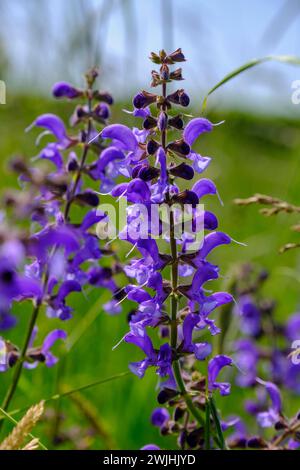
<box><xmin>1</xmin><ymin>0</ymin><xmax>300</xmax><ymax>114</ymax></box>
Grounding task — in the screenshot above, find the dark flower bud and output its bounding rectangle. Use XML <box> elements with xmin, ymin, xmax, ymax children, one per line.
<box><xmin>168</xmin><ymin>115</ymin><xmax>184</xmax><ymax>129</ymax></box>
<box><xmin>170</xmin><ymin>68</ymin><xmax>183</xmax><ymax>81</ymax></box>
<box><xmin>169</xmin><ymin>163</ymin><xmax>194</xmax><ymax>180</ymax></box>
<box><xmin>74</xmin><ymin>190</ymin><xmax>99</xmax><ymax>207</ymax></box>
<box><xmin>147</xmin><ymin>139</ymin><xmax>160</xmax><ymax>155</ymax></box>
<box><xmin>27</xmin><ymin>349</ymin><xmax>46</xmax><ymax>363</ymax></box>
<box><xmin>167</xmin><ymin>139</ymin><xmax>190</xmax><ymax>156</ymax></box>
<box><xmin>157</xmin><ymin>388</ymin><xmax>178</xmax><ymax>404</ymax></box>
<box><xmin>179</xmin><ymin>91</ymin><xmax>190</xmax><ymax>107</ymax></box>
<box><xmin>93</xmin><ymin>103</ymin><xmax>110</xmax><ymax>121</ymax></box>
<box><xmin>167</xmin><ymin>89</ymin><xmax>190</xmax><ymax>107</ymax></box>
<box><xmin>228</xmin><ymin>438</ymin><xmax>247</xmax><ymax>449</ymax></box>
<box><xmin>143</xmin><ymin>116</ymin><xmax>157</xmax><ymax>130</ymax></box>
<box><xmin>172</xmin><ymin>190</ymin><xmax>199</xmax><ymax>207</ymax></box>
<box><xmin>167</xmin><ymin>48</ymin><xmax>186</xmax><ymax>63</ymax></box>
<box><xmin>67</xmin><ymin>154</ymin><xmax>79</xmax><ymax>172</ymax></box>
<box><xmin>186</xmin><ymin>428</ymin><xmax>203</xmax><ymax>448</ymax></box>
<box><xmin>52</xmin><ymin>82</ymin><xmax>83</xmax><ymax>99</ymax></box>
<box><xmin>149</xmin><ymin>52</ymin><xmax>162</xmax><ymax>64</ymax></box>
<box><xmin>133</xmin><ymin>90</ymin><xmax>157</xmax><ymax>109</ymax></box>
<box><xmin>9</xmin><ymin>157</ymin><xmax>29</xmax><ymax>175</ymax></box>
<box><xmin>8</xmin><ymin>350</ymin><xmax>19</xmax><ymax>368</ymax></box>
<box><xmin>45</xmin><ymin>176</ymin><xmax>68</xmax><ymax>195</ymax></box>
<box><xmin>138</xmin><ymin>166</ymin><xmax>160</xmax><ymax>182</ymax></box>
<box><xmin>127</xmin><ymin>310</ymin><xmax>137</xmax><ymax>323</ymax></box>
<box><xmin>151</xmin><ymin>70</ymin><xmax>161</xmax><ymax>87</ymax></box>
<box><xmin>132</xmin><ymin>164</ymin><xmax>146</xmax><ymax>179</ymax></box>
<box><xmin>92</xmin><ymin>90</ymin><xmax>114</xmax><ymax>105</ymax></box>
<box><xmin>174</xmin><ymin>406</ymin><xmax>185</xmax><ymax>421</ymax></box>
<box><xmin>70</xmin><ymin>105</ymin><xmax>89</xmax><ymax>126</ymax></box>
<box><xmin>167</xmin><ymin>90</ymin><xmax>181</xmax><ymax>105</ymax></box>
<box><xmin>159</xmin><ymin>325</ymin><xmax>169</xmax><ymax>339</ymax></box>
<box><xmin>113</xmin><ymin>288</ymin><xmax>127</xmax><ymax>302</ymax></box>
<box><xmin>247</xmin><ymin>437</ymin><xmax>267</xmax><ymax>449</ymax></box>
<box><xmin>85</xmin><ymin>67</ymin><xmax>99</xmax><ymax>87</ymax></box>
<box><xmin>274</xmin><ymin>419</ymin><xmax>287</xmax><ymax>431</ymax></box>
<box><xmin>160</xmin><ymin>64</ymin><xmax>170</xmax><ymax>81</ymax></box>
<box><xmin>157</xmin><ymin>112</ymin><xmax>168</xmax><ymax>131</ymax></box>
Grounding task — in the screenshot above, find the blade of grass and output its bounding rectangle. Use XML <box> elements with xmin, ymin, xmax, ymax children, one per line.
<box><xmin>66</xmin><ymin>292</ymin><xmax>109</xmax><ymax>351</ymax></box>
<box><xmin>0</xmin><ymin>371</ymin><xmax>131</xmax><ymax>421</ymax></box>
<box><xmin>202</xmin><ymin>55</ymin><xmax>300</xmax><ymax>112</ymax></box>
<box><xmin>209</xmin><ymin>396</ymin><xmax>226</xmax><ymax>450</ymax></box>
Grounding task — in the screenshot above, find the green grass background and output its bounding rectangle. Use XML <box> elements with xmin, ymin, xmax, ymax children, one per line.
<box><xmin>1</xmin><ymin>95</ymin><xmax>300</xmax><ymax>449</ymax></box>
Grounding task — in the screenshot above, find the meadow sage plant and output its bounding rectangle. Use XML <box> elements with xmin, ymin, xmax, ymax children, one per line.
<box><xmin>0</xmin><ymin>69</ymin><xmax>121</xmax><ymax>416</ymax></box>
<box><xmin>98</xmin><ymin>49</ymin><xmax>236</xmax><ymax>450</ymax></box>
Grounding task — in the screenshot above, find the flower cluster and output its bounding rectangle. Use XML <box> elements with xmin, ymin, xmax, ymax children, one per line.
<box><xmin>231</xmin><ymin>264</ymin><xmax>300</xmax><ymax>394</ymax></box>
<box><xmin>98</xmin><ymin>49</ymin><xmax>234</xmax><ymax>449</ymax></box>
<box><xmin>0</xmin><ymin>69</ymin><xmax>121</xmax><ymax>411</ymax></box>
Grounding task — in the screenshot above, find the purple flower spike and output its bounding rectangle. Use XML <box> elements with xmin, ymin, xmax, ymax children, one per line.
<box><xmin>256</xmin><ymin>378</ymin><xmax>282</xmax><ymax>428</ymax></box>
<box><xmin>101</xmin><ymin>124</ymin><xmax>138</xmax><ymax>151</ymax></box>
<box><xmin>208</xmin><ymin>355</ymin><xmax>233</xmax><ymax>396</ymax></box>
<box><xmin>52</xmin><ymin>81</ymin><xmax>82</xmax><ymax>99</ymax></box>
<box><xmin>183</xmin><ymin>118</ymin><xmax>213</xmax><ymax>146</ymax></box>
<box><xmin>151</xmin><ymin>408</ymin><xmax>170</xmax><ymax>427</ymax></box>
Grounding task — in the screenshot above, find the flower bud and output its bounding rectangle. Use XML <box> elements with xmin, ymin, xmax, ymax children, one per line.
<box><xmin>160</xmin><ymin>64</ymin><xmax>170</xmax><ymax>81</ymax></box>
<box><xmin>147</xmin><ymin>139</ymin><xmax>160</xmax><ymax>155</ymax></box>
<box><xmin>172</xmin><ymin>190</ymin><xmax>199</xmax><ymax>207</ymax></box>
<box><xmin>167</xmin><ymin>48</ymin><xmax>186</xmax><ymax>63</ymax></box>
<box><xmin>143</xmin><ymin>116</ymin><xmax>157</xmax><ymax>130</ymax></box>
<box><xmin>92</xmin><ymin>90</ymin><xmax>113</xmax><ymax>105</ymax></box>
<box><xmin>169</xmin><ymin>163</ymin><xmax>194</xmax><ymax>180</ymax></box>
<box><xmin>179</xmin><ymin>91</ymin><xmax>190</xmax><ymax>107</ymax></box>
<box><xmin>52</xmin><ymin>82</ymin><xmax>83</xmax><ymax>99</ymax></box>
<box><xmin>138</xmin><ymin>166</ymin><xmax>160</xmax><ymax>182</ymax></box>
<box><xmin>157</xmin><ymin>388</ymin><xmax>178</xmax><ymax>404</ymax></box>
<box><xmin>74</xmin><ymin>190</ymin><xmax>99</xmax><ymax>207</ymax></box>
<box><xmin>93</xmin><ymin>103</ymin><xmax>110</xmax><ymax>121</ymax></box>
<box><xmin>167</xmin><ymin>139</ymin><xmax>190</xmax><ymax>156</ymax></box>
<box><xmin>133</xmin><ymin>91</ymin><xmax>157</xmax><ymax>109</ymax></box>
<box><xmin>170</xmin><ymin>68</ymin><xmax>183</xmax><ymax>81</ymax></box>
<box><xmin>168</xmin><ymin>115</ymin><xmax>184</xmax><ymax>129</ymax></box>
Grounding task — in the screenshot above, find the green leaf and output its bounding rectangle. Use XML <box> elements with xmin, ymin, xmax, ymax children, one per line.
<box><xmin>209</xmin><ymin>396</ymin><xmax>226</xmax><ymax>450</ymax></box>
<box><xmin>202</xmin><ymin>55</ymin><xmax>300</xmax><ymax>112</ymax></box>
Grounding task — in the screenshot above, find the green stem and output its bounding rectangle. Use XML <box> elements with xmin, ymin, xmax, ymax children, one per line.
<box><xmin>161</xmin><ymin>78</ymin><xmax>205</xmax><ymax>429</ymax></box>
<box><xmin>204</xmin><ymin>399</ymin><xmax>211</xmax><ymax>450</ymax></box>
<box><xmin>1</xmin><ymin>301</ymin><xmax>41</xmax><ymax>415</ymax></box>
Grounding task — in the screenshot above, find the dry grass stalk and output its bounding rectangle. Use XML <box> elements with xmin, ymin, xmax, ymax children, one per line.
<box><xmin>0</xmin><ymin>401</ymin><xmax>44</xmax><ymax>450</ymax></box>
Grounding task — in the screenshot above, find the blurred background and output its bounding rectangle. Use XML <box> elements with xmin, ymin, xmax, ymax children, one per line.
<box><xmin>1</xmin><ymin>0</ymin><xmax>300</xmax><ymax>450</ymax></box>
